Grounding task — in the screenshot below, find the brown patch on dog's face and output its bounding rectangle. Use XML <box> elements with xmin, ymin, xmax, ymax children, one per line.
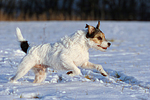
<box><xmin>90</xmin><ymin>32</ymin><xmax>106</xmax><ymax>45</ymax></box>
<box><xmin>85</xmin><ymin>21</ymin><xmax>106</xmax><ymax>45</ymax></box>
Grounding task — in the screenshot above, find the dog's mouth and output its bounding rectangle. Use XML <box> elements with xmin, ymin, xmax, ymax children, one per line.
<box><xmin>97</xmin><ymin>45</ymin><xmax>107</xmax><ymax>50</ymax></box>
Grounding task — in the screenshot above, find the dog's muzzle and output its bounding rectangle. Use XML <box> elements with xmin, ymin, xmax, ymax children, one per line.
<box><xmin>97</xmin><ymin>42</ymin><xmax>111</xmax><ymax>50</ymax></box>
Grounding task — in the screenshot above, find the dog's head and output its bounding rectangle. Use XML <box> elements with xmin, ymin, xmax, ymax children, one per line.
<box><xmin>85</xmin><ymin>21</ymin><xmax>111</xmax><ymax>51</ymax></box>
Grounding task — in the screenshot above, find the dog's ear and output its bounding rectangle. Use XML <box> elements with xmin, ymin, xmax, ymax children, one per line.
<box><xmin>96</xmin><ymin>21</ymin><xmax>100</xmax><ymax>29</ymax></box>
<box><xmin>85</xmin><ymin>24</ymin><xmax>95</xmax><ymax>34</ymax></box>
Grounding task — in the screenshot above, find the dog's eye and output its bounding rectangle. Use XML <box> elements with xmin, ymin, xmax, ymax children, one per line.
<box><xmin>97</xmin><ymin>37</ymin><xmax>102</xmax><ymax>40</ymax></box>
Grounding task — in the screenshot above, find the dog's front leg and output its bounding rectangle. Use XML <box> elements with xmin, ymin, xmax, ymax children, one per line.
<box><xmin>81</xmin><ymin>62</ymin><xmax>107</xmax><ymax>76</ymax></box>
<box><xmin>64</xmin><ymin>63</ymin><xmax>81</xmax><ymax>76</ymax></box>
<box><xmin>63</xmin><ymin>62</ymin><xmax>81</xmax><ymax>76</ymax></box>
<box><xmin>61</xmin><ymin>55</ymin><xmax>81</xmax><ymax>76</ymax></box>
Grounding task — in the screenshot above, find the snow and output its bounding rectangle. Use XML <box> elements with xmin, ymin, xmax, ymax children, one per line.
<box><xmin>0</xmin><ymin>21</ymin><xmax>150</xmax><ymax>100</ymax></box>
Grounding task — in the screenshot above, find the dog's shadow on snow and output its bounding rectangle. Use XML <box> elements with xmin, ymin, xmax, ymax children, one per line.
<box><xmin>81</xmin><ymin>68</ymin><xmax>150</xmax><ymax>89</ymax></box>
<box><xmin>105</xmin><ymin>69</ymin><xmax>150</xmax><ymax>89</ymax></box>
<box><xmin>106</xmin><ymin>69</ymin><xmax>141</xmax><ymax>84</ymax></box>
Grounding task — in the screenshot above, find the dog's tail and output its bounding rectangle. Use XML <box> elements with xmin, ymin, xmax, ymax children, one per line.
<box><xmin>16</xmin><ymin>27</ymin><xmax>29</xmax><ymax>53</ymax></box>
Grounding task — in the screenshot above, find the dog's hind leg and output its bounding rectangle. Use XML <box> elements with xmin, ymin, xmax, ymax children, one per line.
<box><xmin>11</xmin><ymin>55</ymin><xmax>36</xmax><ymax>82</ymax></box>
<box><xmin>32</xmin><ymin>65</ymin><xmax>47</xmax><ymax>83</ymax></box>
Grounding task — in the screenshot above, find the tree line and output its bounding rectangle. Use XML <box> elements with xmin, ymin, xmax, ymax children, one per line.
<box><xmin>0</xmin><ymin>0</ymin><xmax>150</xmax><ymax>21</ymax></box>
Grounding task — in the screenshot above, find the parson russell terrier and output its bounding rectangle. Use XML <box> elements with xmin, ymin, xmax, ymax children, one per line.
<box><xmin>11</xmin><ymin>21</ymin><xmax>111</xmax><ymax>83</ymax></box>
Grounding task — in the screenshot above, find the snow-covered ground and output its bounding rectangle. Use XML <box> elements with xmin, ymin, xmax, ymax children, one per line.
<box><xmin>0</xmin><ymin>21</ymin><xmax>150</xmax><ymax>100</ymax></box>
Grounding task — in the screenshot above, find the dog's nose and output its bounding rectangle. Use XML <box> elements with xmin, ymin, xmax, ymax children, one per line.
<box><xmin>108</xmin><ymin>43</ymin><xmax>111</xmax><ymax>47</ymax></box>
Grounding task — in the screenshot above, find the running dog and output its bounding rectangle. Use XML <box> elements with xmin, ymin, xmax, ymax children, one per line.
<box><xmin>11</xmin><ymin>21</ymin><xmax>111</xmax><ymax>83</ymax></box>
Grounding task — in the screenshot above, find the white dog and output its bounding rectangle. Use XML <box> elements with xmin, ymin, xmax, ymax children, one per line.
<box><xmin>11</xmin><ymin>21</ymin><xmax>111</xmax><ymax>83</ymax></box>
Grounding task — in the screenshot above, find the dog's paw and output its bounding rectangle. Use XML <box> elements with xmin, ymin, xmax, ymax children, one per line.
<box><xmin>9</xmin><ymin>80</ymin><xmax>19</xmax><ymax>83</ymax></box>
<box><xmin>96</xmin><ymin>65</ymin><xmax>108</xmax><ymax>76</ymax></box>
<box><xmin>66</xmin><ymin>71</ymin><xmax>78</xmax><ymax>77</ymax></box>
<box><xmin>66</xmin><ymin>71</ymin><xmax>73</xmax><ymax>75</ymax></box>
<box><xmin>66</xmin><ymin>71</ymin><xmax>75</xmax><ymax>77</ymax></box>
<box><xmin>66</xmin><ymin>69</ymin><xmax>82</xmax><ymax>77</ymax></box>
<box><xmin>101</xmin><ymin>72</ymin><xmax>108</xmax><ymax>76</ymax></box>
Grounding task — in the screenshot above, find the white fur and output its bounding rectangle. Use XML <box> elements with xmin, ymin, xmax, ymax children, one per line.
<box><xmin>11</xmin><ymin>29</ymin><xmax>108</xmax><ymax>83</ymax></box>
<box><xmin>16</xmin><ymin>27</ymin><xmax>26</xmax><ymax>41</ymax></box>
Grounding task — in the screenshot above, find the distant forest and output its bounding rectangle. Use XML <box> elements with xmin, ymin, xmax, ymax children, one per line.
<box><xmin>0</xmin><ymin>0</ymin><xmax>150</xmax><ymax>21</ymax></box>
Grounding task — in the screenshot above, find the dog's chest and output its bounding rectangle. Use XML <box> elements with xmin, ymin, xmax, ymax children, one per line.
<box><xmin>69</xmin><ymin>45</ymin><xmax>89</xmax><ymax>66</ymax></box>
<box><xmin>74</xmin><ymin>51</ymin><xmax>89</xmax><ymax>66</ymax></box>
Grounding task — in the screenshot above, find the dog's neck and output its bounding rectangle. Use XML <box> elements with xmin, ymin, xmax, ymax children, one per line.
<box><xmin>71</xmin><ymin>30</ymin><xmax>93</xmax><ymax>50</ymax></box>
<box><xmin>72</xmin><ymin>30</ymin><xmax>94</xmax><ymax>49</ymax></box>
